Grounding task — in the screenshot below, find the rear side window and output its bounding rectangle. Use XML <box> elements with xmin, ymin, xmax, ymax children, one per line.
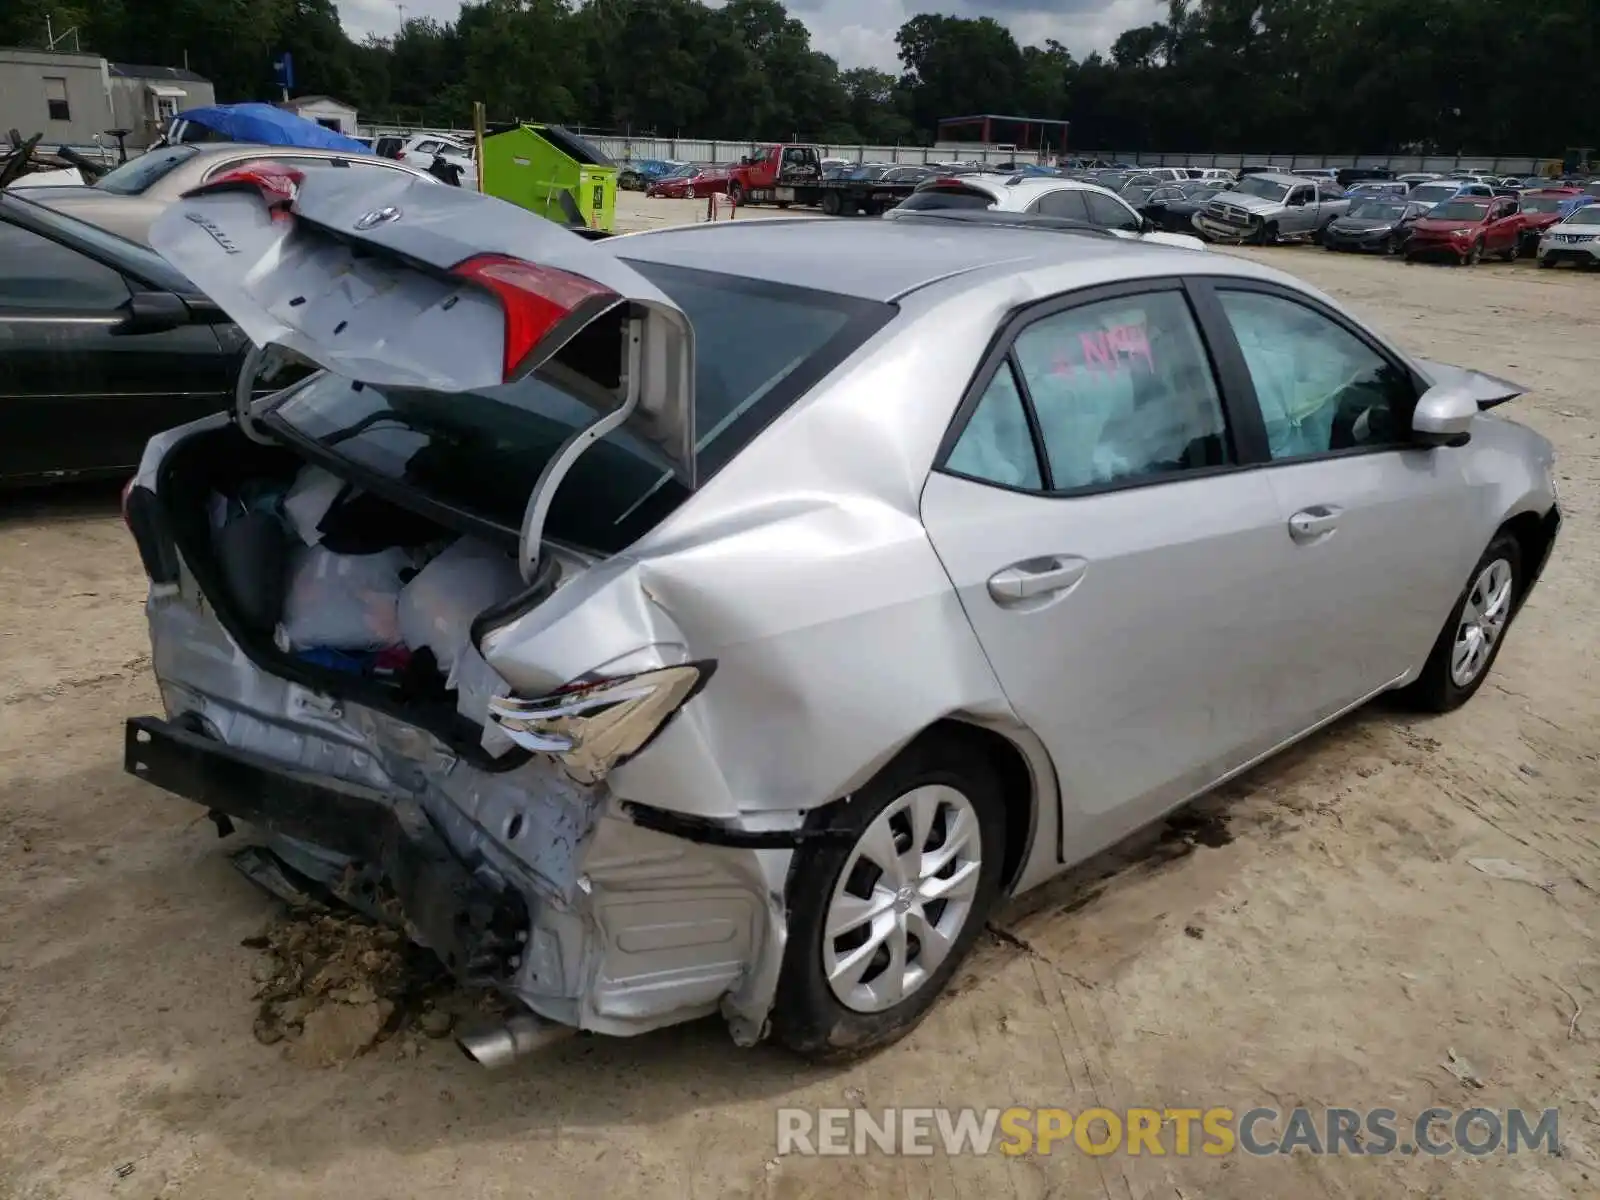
<box><xmin>945</xmin><ymin>290</ymin><xmax>1231</xmax><ymax>493</ymax></box>
<box><xmin>270</xmin><ymin>264</ymin><xmax>894</xmax><ymax>553</ymax></box>
<box><xmin>1032</xmin><ymin>189</ymin><xmax>1089</xmax><ymax>220</ymax></box>
<box><xmin>897</xmin><ymin>184</ymin><xmax>996</xmax><ymax>212</ymax></box>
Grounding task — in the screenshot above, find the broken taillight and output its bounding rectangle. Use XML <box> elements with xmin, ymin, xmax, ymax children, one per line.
<box><xmin>184</xmin><ymin>161</ymin><xmax>306</xmax><ymax>219</ymax></box>
<box><xmin>487</xmin><ymin>662</ymin><xmax>713</xmax><ymax>783</ymax></box>
<box><xmin>450</xmin><ymin>253</ymin><xmax>619</xmax><ymax>382</ymax></box>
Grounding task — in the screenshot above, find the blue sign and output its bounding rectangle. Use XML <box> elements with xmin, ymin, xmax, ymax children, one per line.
<box><xmin>272</xmin><ymin>52</ymin><xmax>294</xmax><ymax>92</ymax></box>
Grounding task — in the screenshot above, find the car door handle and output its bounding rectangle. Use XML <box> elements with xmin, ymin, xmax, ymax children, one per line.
<box><xmin>1288</xmin><ymin>505</ymin><xmax>1342</xmax><ymax>542</ymax></box>
<box><xmin>987</xmin><ymin>556</ymin><xmax>1087</xmax><ymax>603</ymax></box>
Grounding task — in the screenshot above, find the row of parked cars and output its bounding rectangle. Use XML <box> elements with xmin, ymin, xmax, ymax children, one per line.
<box><xmin>1059</xmin><ymin>165</ymin><xmax>1600</xmax><ymax>269</ymax></box>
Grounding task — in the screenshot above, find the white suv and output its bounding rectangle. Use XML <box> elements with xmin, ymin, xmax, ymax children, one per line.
<box><xmin>884</xmin><ymin>174</ymin><xmax>1207</xmax><ymax>249</ymax></box>
<box><xmin>1536</xmin><ymin>204</ymin><xmax>1600</xmax><ymax>268</ymax></box>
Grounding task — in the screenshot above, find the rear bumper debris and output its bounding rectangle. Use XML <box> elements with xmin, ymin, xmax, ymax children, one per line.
<box><xmin>125</xmin><ymin>715</ymin><xmax>529</xmax><ymax>983</ymax></box>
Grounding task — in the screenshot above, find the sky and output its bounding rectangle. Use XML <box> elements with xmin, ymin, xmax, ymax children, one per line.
<box><xmin>333</xmin><ymin>0</ymin><xmax>1165</xmax><ymax>72</ymax></box>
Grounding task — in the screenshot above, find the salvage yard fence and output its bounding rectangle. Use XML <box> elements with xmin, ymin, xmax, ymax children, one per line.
<box><xmin>6</xmin><ymin>133</ymin><xmax>1553</xmax><ymax>179</ymax></box>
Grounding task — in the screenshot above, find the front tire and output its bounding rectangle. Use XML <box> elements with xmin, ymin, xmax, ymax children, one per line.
<box><xmin>821</xmin><ymin>191</ymin><xmax>841</xmax><ymax>216</ymax></box>
<box><xmin>727</xmin><ymin>182</ymin><xmax>744</xmax><ymax>207</ymax></box>
<box><xmin>772</xmin><ymin>734</ymin><xmax>1007</xmax><ymax>1060</ymax></box>
<box><xmin>1399</xmin><ymin>534</ymin><xmax>1523</xmax><ymax>713</ymax></box>
<box><xmin>1467</xmin><ymin>241</ymin><xmax>1483</xmax><ymax>266</ymax></box>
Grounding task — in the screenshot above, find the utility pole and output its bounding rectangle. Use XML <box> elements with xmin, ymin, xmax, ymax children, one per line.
<box><xmin>397</xmin><ymin>3</ymin><xmax>407</xmax><ymax>33</ymax></box>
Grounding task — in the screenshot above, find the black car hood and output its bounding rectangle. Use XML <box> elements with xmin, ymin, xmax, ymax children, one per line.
<box><xmin>1330</xmin><ymin>216</ymin><xmax>1399</xmax><ymax>233</ymax></box>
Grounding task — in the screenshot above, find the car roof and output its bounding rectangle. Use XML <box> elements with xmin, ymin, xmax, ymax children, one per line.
<box><xmin>609</xmin><ymin>216</ymin><xmax>1233</xmax><ymax>303</ymax></box>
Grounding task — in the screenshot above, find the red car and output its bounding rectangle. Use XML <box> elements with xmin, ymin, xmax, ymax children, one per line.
<box><xmin>1516</xmin><ymin>188</ymin><xmax>1590</xmax><ymax>251</ymax></box>
<box><xmin>645</xmin><ymin>163</ymin><xmax>729</xmax><ymax>199</ymax></box>
<box><xmin>1404</xmin><ymin>194</ymin><xmax>1526</xmax><ymax>264</ymax></box>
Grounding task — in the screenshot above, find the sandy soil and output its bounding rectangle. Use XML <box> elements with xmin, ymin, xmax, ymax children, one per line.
<box><xmin>2</xmin><ymin>193</ymin><xmax>1598</xmax><ymax>1199</ymax></box>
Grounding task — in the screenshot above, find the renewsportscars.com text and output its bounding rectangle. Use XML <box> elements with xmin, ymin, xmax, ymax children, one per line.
<box><xmin>776</xmin><ymin>1106</ymin><xmax>1561</xmax><ymax>1158</ymax></box>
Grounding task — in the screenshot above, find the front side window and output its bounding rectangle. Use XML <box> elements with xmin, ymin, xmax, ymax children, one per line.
<box><xmin>1217</xmin><ymin>290</ymin><xmax>1416</xmax><ymax>461</ymax></box>
<box><xmin>1008</xmin><ymin>291</ymin><xmax>1231</xmax><ymax>491</ymax></box>
<box><xmin>0</xmin><ymin>220</ymin><xmax>131</xmax><ymax>310</ymax></box>
<box><xmin>1082</xmin><ymin>192</ymin><xmax>1139</xmax><ymax>231</ymax></box>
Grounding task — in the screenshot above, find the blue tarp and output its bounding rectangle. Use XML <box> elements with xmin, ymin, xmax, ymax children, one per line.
<box><xmin>176</xmin><ymin>103</ymin><xmax>371</xmax><ymax>154</ymax></box>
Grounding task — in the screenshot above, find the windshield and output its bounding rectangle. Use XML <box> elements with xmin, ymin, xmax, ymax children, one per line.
<box><xmin>1348</xmin><ymin>200</ymin><xmax>1407</xmax><ymax>220</ymax></box>
<box><xmin>1520</xmin><ymin>194</ymin><xmax>1569</xmax><ymax>214</ymax></box>
<box><xmin>266</xmin><ymin>263</ymin><xmax>895</xmax><ymax>553</ymax></box>
<box><xmin>1409</xmin><ymin>184</ymin><xmax>1458</xmax><ymax>204</ymax></box>
<box><xmin>1564</xmin><ymin>206</ymin><xmax>1600</xmax><ymax>226</ymax></box>
<box><xmin>94</xmin><ymin>144</ymin><xmax>200</xmax><ymax>195</ymax></box>
<box><xmin>1433</xmin><ymin>200</ymin><xmax>1490</xmax><ymax>220</ymax></box>
<box><xmin>1233</xmin><ymin>176</ymin><xmax>1289</xmax><ymax>202</ymax></box>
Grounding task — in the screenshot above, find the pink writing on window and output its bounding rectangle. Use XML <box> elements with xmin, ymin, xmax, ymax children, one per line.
<box><xmin>1051</xmin><ymin>322</ymin><xmax>1155</xmax><ymax>375</ymax></box>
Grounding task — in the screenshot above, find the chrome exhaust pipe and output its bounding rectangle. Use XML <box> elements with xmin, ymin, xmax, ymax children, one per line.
<box><xmin>455</xmin><ymin>1012</ymin><xmax>570</xmax><ymax>1069</ymax></box>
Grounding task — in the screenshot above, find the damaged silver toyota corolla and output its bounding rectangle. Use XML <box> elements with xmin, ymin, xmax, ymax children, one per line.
<box><xmin>124</xmin><ymin>163</ymin><xmax>1559</xmax><ymax>1064</ymax></box>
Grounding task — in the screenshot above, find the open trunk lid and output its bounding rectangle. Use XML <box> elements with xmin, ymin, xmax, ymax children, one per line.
<box><xmin>149</xmin><ymin>166</ymin><xmax>695</xmax><ymax>580</ymax></box>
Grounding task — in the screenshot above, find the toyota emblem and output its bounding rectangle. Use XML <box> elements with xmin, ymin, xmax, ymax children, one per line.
<box><xmin>355</xmin><ymin>206</ymin><xmax>402</xmax><ymax>230</ymax></box>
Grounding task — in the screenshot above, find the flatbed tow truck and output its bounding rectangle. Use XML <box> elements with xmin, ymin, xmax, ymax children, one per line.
<box><xmin>727</xmin><ymin>143</ymin><xmax>920</xmax><ymax>215</ymax></box>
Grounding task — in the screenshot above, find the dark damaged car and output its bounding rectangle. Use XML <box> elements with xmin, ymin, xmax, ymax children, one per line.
<box><xmin>1321</xmin><ymin>198</ymin><xmax>1431</xmax><ymax>255</ymax></box>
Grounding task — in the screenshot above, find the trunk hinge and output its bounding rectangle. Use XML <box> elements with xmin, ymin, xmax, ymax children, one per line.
<box><xmin>517</xmin><ymin>316</ymin><xmax>644</xmax><ymax>584</ymax></box>
<box><xmin>233</xmin><ymin>342</ymin><xmax>305</xmax><ymax>446</ymax></box>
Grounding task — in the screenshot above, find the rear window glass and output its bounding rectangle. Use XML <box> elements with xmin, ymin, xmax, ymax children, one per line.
<box><xmin>898</xmin><ymin>185</ymin><xmax>996</xmax><ymax>212</ymax></box>
<box><xmin>267</xmin><ymin>262</ymin><xmax>894</xmax><ymax>553</ymax></box>
<box><xmin>94</xmin><ymin>144</ymin><xmax>200</xmax><ymax>195</ymax></box>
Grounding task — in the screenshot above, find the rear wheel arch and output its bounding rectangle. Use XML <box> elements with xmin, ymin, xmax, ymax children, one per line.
<box><xmin>797</xmin><ymin>718</ymin><xmax>1040</xmax><ymax>897</ymax></box>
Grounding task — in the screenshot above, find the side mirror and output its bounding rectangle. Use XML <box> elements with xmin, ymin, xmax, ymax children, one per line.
<box><xmin>1412</xmin><ymin>385</ymin><xmax>1478</xmax><ymax>447</ymax></box>
<box><xmin>112</xmin><ymin>291</ymin><xmax>191</xmax><ymax>336</ymax></box>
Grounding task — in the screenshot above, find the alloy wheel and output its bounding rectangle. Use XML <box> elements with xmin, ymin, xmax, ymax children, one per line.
<box><xmin>1451</xmin><ymin>557</ymin><xmax>1514</xmax><ymax>687</ymax></box>
<box><xmin>822</xmin><ymin>784</ymin><xmax>984</xmax><ymax>1014</ymax></box>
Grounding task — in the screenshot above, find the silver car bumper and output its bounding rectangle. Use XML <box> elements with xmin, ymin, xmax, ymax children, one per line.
<box><xmin>130</xmin><ymin>593</ymin><xmax>794</xmax><ymax>1045</ymax></box>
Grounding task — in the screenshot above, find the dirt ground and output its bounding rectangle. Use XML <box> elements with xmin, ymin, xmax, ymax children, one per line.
<box><xmin>2</xmin><ymin>192</ymin><xmax>1598</xmax><ymax>1199</ymax></box>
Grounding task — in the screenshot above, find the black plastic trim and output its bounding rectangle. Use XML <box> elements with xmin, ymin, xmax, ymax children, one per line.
<box><xmin>621</xmin><ymin>800</ymin><xmax>856</xmax><ymax>848</ymax></box>
<box><xmin>124</xmin><ymin>483</ymin><xmax>181</xmax><ymax>584</ymax></box>
<box><xmin>124</xmin><ymin>716</ymin><xmax>528</xmax><ymax>982</ymax></box>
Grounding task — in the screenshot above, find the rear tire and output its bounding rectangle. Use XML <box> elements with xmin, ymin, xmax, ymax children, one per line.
<box><xmin>1398</xmin><ymin>534</ymin><xmax>1523</xmax><ymax>713</ymax></box>
<box><xmin>772</xmin><ymin>734</ymin><xmax>1007</xmax><ymax>1060</ymax></box>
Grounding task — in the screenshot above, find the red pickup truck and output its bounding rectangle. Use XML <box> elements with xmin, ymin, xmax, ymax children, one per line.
<box><xmin>726</xmin><ymin>143</ymin><xmax>921</xmax><ymax>215</ymax></box>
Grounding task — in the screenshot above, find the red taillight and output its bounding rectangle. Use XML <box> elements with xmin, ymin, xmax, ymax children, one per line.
<box><xmin>187</xmin><ymin>161</ymin><xmax>306</xmax><ymax>219</ymax></box>
<box><xmin>120</xmin><ymin>476</ymin><xmax>137</xmax><ymax>528</ymax></box>
<box><xmin>450</xmin><ymin>253</ymin><xmax>618</xmax><ymax>381</ymax></box>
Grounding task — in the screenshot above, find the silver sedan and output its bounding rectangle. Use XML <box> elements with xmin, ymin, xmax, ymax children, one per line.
<box><xmin>123</xmin><ymin>172</ymin><xmax>1559</xmax><ymax>1064</ymax></box>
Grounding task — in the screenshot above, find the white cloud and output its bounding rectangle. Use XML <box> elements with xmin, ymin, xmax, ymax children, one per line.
<box><xmin>333</xmin><ymin>0</ymin><xmax>1161</xmax><ymax>67</ymax></box>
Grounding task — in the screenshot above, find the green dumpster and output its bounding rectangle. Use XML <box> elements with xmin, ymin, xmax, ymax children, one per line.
<box><xmin>479</xmin><ymin>123</ymin><xmax>618</xmax><ymax>232</ymax></box>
